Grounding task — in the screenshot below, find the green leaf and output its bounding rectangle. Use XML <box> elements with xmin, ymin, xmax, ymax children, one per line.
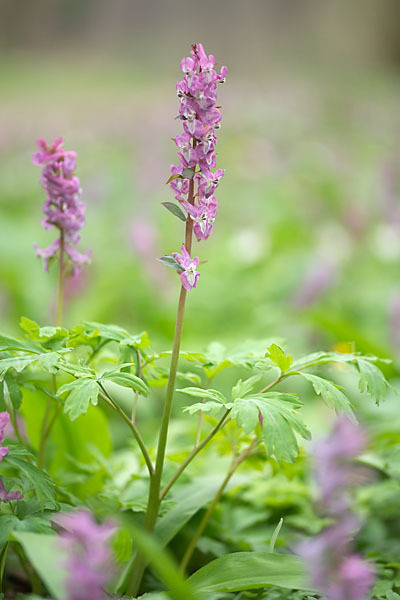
<box><xmin>232</xmin><ymin>394</ymin><xmax>310</xmax><ymax>462</ymax></box>
<box><xmin>356</xmin><ymin>358</ymin><xmax>387</xmax><ymax>404</ymax></box>
<box><xmin>0</xmin><ymin>355</ymin><xmax>39</xmax><ymax>379</ymax></box>
<box><xmin>300</xmin><ymin>373</ymin><xmax>355</xmax><ymax>420</ymax></box>
<box><xmin>0</xmin><ymin>333</ymin><xmax>42</xmax><ymax>354</ymax></box>
<box><xmin>166</xmin><ymin>173</ymin><xmax>182</xmax><ymax>184</ymax></box>
<box><xmin>58</xmin><ymin>378</ymin><xmax>99</xmax><ymax>421</ymax></box>
<box><xmin>386</xmin><ymin>591</ymin><xmax>400</xmax><ymax>599</ymax></box>
<box><xmin>0</xmin><ymin>382</ymin><xmax>5</xmax><ymax>411</ymax></box>
<box><xmin>232</xmin><ymin>375</ymin><xmax>262</xmax><ymax>401</ymax></box>
<box><xmin>83</xmin><ymin>322</ymin><xmax>150</xmax><ymax>350</ymax></box>
<box><xmin>161</xmin><ymin>202</ymin><xmax>187</xmax><ymax>222</ymax></box>
<box><xmin>4</xmin><ymin>374</ymin><xmax>22</xmax><ymax>409</ymax></box>
<box><xmin>157</xmin><ymin>255</ymin><xmax>184</xmax><ymax>272</ymax></box>
<box><xmin>159</xmin><ymin>350</ymin><xmax>206</xmax><ymax>363</ymax></box>
<box><xmin>112</xmin><ymin>528</ymin><xmax>133</xmax><ymax>563</ymax></box>
<box><xmin>266</xmin><ymin>344</ymin><xmax>293</xmax><ymax>373</ymax></box>
<box><xmin>5</xmin><ymin>446</ymin><xmax>58</xmax><ymax>509</ymax></box>
<box><xmin>231</xmin><ymin>398</ymin><xmax>259</xmax><ymax>434</ymax></box>
<box><xmin>187</xmin><ymin>551</ymin><xmax>312</xmax><ymax>593</ymax></box>
<box><xmin>11</xmin><ymin>532</ymin><xmax>67</xmax><ymax>600</ymax></box>
<box><xmin>183</xmin><ymin>401</ymin><xmax>227</xmax><ymax>416</ymax></box>
<box><xmin>101</xmin><ymin>372</ymin><xmax>149</xmax><ymax>396</ymax></box>
<box><xmin>0</xmin><ymin>351</ymin><xmax>66</xmax><ymax>380</ymax></box>
<box><xmin>177</xmin><ymin>387</ymin><xmax>227</xmax><ymax>404</ymax></box>
<box><xmin>20</xmin><ymin>317</ymin><xmax>68</xmax><ymax>343</ymax></box>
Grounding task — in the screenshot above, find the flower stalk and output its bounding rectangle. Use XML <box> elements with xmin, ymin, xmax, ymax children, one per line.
<box><xmin>124</xmin><ymin>42</ymin><xmax>227</xmax><ymax>597</ymax></box>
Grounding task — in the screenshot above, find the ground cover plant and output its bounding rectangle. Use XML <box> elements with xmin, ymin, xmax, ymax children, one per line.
<box><xmin>0</xmin><ymin>43</ymin><xmax>398</xmax><ymax>600</ymax></box>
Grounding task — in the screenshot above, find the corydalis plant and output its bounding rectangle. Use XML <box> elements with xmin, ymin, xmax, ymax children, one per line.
<box><xmin>163</xmin><ymin>42</ymin><xmax>227</xmax><ymax>289</ymax></box>
<box><xmin>33</xmin><ymin>137</ymin><xmax>90</xmax><ymax>324</ymax></box>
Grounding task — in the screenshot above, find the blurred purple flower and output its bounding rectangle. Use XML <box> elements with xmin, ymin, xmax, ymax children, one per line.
<box><xmin>33</xmin><ymin>138</ymin><xmax>91</xmax><ymax>275</ymax></box>
<box><xmin>172</xmin><ymin>244</ymin><xmax>200</xmax><ymax>291</ymax></box>
<box><xmin>0</xmin><ymin>411</ymin><xmax>10</xmax><ymax>461</ymax></box>
<box><xmin>298</xmin><ymin>418</ymin><xmax>375</xmax><ymax>600</ymax></box>
<box><xmin>0</xmin><ymin>479</ymin><xmax>23</xmax><ymax>503</ymax></box>
<box><xmin>56</xmin><ymin>510</ymin><xmax>115</xmax><ymax>600</ymax></box>
<box><xmin>293</xmin><ymin>260</ymin><xmax>336</xmax><ymax>308</ymax></box>
<box><xmin>389</xmin><ymin>292</ymin><xmax>400</xmax><ymax>349</ymax></box>
<box><xmin>314</xmin><ymin>418</ymin><xmax>367</xmax><ymax>516</ymax></box>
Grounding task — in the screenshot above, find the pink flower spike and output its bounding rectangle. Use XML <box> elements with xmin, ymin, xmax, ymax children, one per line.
<box><xmin>33</xmin><ymin>137</ymin><xmax>90</xmax><ymax>274</ymax></box>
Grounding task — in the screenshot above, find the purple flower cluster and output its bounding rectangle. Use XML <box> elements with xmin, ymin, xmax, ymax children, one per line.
<box><xmin>0</xmin><ymin>412</ymin><xmax>23</xmax><ymax>502</ymax></box>
<box><xmin>33</xmin><ymin>138</ymin><xmax>90</xmax><ymax>275</ymax></box>
<box><xmin>298</xmin><ymin>418</ymin><xmax>375</xmax><ymax>600</ymax></box>
<box><xmin>56</xmin><ymin>510</ymin><xmax>115</xmax><ymax>600</ymax></box>
<box><xmin>169</xmin><ymin>43</ymin><xmax>226</xmax><ymax>290</ymax></box>
<box><xmin>172</xmin><ymin>244</ymin><xmax>200</xmax><ymax>291</ymax></box>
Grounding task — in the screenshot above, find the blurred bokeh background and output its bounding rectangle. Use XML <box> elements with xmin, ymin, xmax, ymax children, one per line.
<box><xmin>1</xmin><ymin>0</ymin><xmax>400</xmax><ymax>358</ymax></box>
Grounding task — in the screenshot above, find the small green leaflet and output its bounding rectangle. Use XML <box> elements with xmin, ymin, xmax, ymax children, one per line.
<box><xmin>161</xmin><ymin>202</ymin><xmax>187</xmax><ymax>222</ymax></box>
<box><xmin>183</xmin><ymin>401</ymin><xmax>228</xmax><ymax>416</ymax></box>
<box><xmin>177</xmin><ymin>387</ymin><xmax>227</xmax><ymax>404</ymax></box>
<box><xmin>232</xmin><ymin>375</ymin><xmax>262</xmax><ymax>401</ymax></box>
<box><xmin>4</xmin><ymin>374</ymin><xmax>22</xmax><ymax>409</ymax></box>
<box><xmin>356</xmin><ymin>358</ymin><xmax>387</xmax><ymax>405</ymax></box>
<box><xmin>0</xmin><ymin>351</ymin><xmax>67</xmax><ymax>380</ymax></box>
<box><xmin>165</xmin><ymin>173</ymin><xmax>181</xmax><ymax>184</ymax></box>
<box><xmin>0</xmin><ymin>334</ymin><xmax>43</xmax><ymax>354</ymax></box>
<box><xmin>157</xmin><ymin>255</ymin><xmax>184</xmax><ymax>272</ymax></box>
<box><xmin>231</xmin><ymin>393</ymin><xmax>311</xmax><ymax>463</ymax></box>
<box><xmin>20</xmin><ymin>317</ymin><xmax>69</xmax><ymax>343</ymax></box>
<box><xmin>300</xmin><ymin>373</ymin><xmax>355</xmax><ymax>420</ymax></box>
<box><xmin>100</xmin><ymin>371</ymin><xmax>149</xmax><ymax>396</ymax></box>
<box><xmin>58</xmin><ymin>378</ymin><xmax>99</xmax><ymax>421</ymax></box>
<box><xmin>266</xmin><ymin>344</ymin><xmax>293</xmax><ymax>374</ymax></box>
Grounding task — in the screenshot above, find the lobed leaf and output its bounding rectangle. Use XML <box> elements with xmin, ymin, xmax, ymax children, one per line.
<box><xmin>177</xmin><ymin>387</ymin><xmax>227</xmax><ymax>404</ymax></box>
<box><xmin>300</xmin><ymin>373</ymin><xmax>355</xmax><ymax>420</ymax></box>
<box><xmin>232</xmin><ymin>375</ymin><xmax>262</xmax><ymax>401</ymax></box>
<box><xmin>266</xmin><ymin>344</ymin><xmax>293</xmax><ymax>373</ymax></box>
<box><xmin>232</xmin><ymin>393</ymin><xmax>310</xmax><ymax>462</ymax></box>
<box><xmin>101</xmin><ymin>371</ymin><xmax>149</xmax><ymax>396</ymax></box>
<box><xmin>58</xmin><ymin>377</ymin><xmax>99</xmax><ymax>421</ymax></box>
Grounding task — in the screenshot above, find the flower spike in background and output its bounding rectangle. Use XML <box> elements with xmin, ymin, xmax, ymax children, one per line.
<box><xmin>33</xmin><ymin>137</ymin><xmax>90</xmax><ymax>276</ymax></box>
<box><xmin>33</xmin><ymin>137</ymin><xmax>90</xmax><ymax>324</ymax></box>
